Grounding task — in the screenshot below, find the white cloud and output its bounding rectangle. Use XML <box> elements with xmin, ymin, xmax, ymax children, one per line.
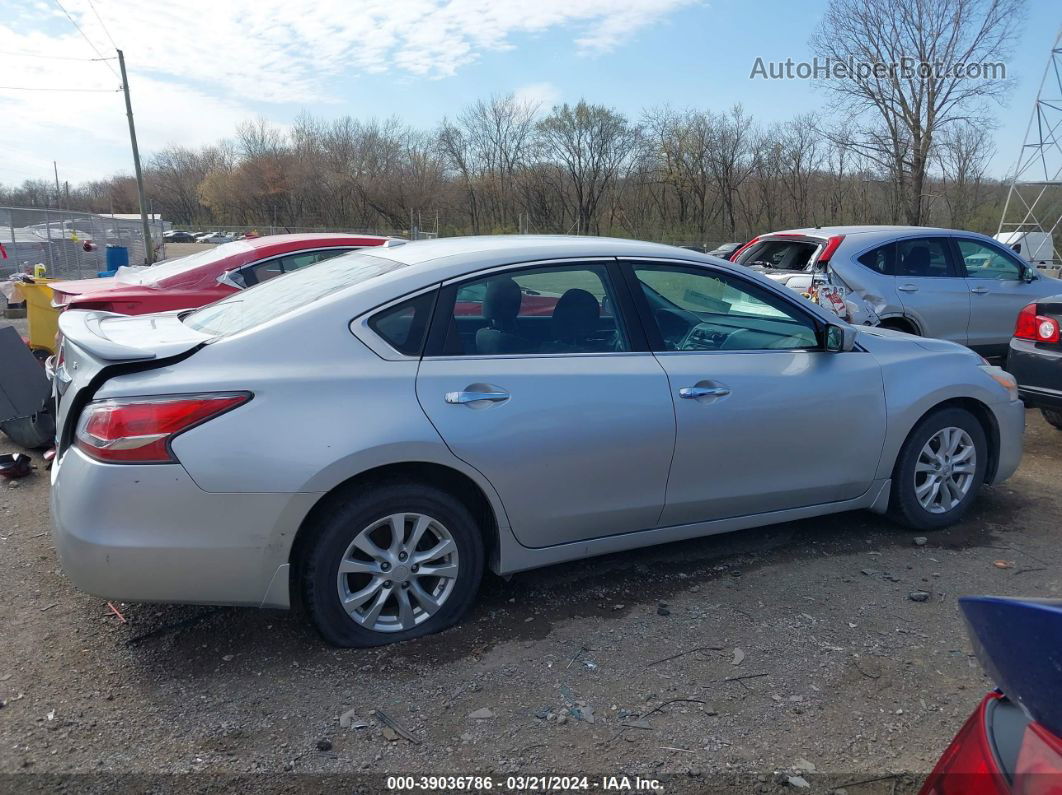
<box><xmin>514</xmin><ymin>82</ymin><xmax>562</xmax><ymax>112</ymax></box>
<box><xmin>0</xmin><ymin>0</ymin><xmax>694</xmax><ymax>182</ymax></box>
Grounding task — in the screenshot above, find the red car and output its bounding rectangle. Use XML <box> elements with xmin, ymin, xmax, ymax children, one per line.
<box><xmin>50</xmin><ymin>233</ymin><xmax>393</xmax><ymax>314</ymax></box>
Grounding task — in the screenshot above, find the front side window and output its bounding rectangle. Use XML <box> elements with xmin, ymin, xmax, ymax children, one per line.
<box><xmin>438</xmin><ymin>265</ymin><xmax>629</xmax><ymax>356</ymax></box>
<box><xmin>956</xmin><ymin>239</ymin><xmax>1024</xmax><ymax>281</ymax></box>
<box><xmin>633</xmin><ymin>265</ymin><xmax>819</xmax><ymax>351</ymax></box>
<box><xmin>894</xmin><ymin>237</ymin><xmax>953</xmax><ymax>278</ymax></box>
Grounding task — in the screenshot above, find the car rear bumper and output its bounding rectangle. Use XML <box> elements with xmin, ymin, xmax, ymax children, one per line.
<box><xmin>1008</xmin><ymin>338</ymin><xmax>1062</xmax><ymax>410</ymax></box>
<box><xmin>990</xmin><ymin>397</ymin><xmax>1025</xmax><ymax>485</ymax></box>
<box><xmin>50</xmin><ymin>447</ymin><xmax>319</xmax><ymax>608</ymax></box>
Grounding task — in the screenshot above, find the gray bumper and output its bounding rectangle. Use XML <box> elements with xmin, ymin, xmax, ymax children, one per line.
<box><xmin>989</xmin><ymin>399</ymin><xmax>1025</xmax><ymax>485</ymax></box>
<box><xmin>50</xmin><ymin>448</ymin><xmax>319</xmax><ymax>608</ymax></box>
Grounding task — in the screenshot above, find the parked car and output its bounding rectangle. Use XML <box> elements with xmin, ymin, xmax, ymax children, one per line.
<box><xmin>919</xmin><ymin>596</ymin><xmax>1061</xmax><ymax>793</ymax></box>
<box><xmin>732</xmin><ymin>226</ymin><xmax>1062</xmax><ymax>360</ymax></box>
<box><xmin>708</xmin><ymin>242</ymin><xmax>743</xmax><ymax>259</ymax></box>
<box><xmin>1006</xmin><ymin>295</ymin><xmax>1062</xmax><ymax>431</ymax></box>
<box><xmin>50</xmin><ymin>236</ymin><xmax>1024</xmax><ymax>647</ymax></box>
<box><xmin>163</xmin><ymin>230</ymin><xmax>197</xmax><ymax>243</ymax></box>
<box><xmin>196</xmin><ymin>232</ymin><xmax>234</xmax><ymax>244</ymax></box>
<box><xmin>49</xmin><ymin>233</ymin><xmax>394</xmax><ymax>315</ymax></box>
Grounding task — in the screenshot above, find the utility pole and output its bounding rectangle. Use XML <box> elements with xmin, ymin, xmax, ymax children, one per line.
<box><xmin>117</xmin><ymin>49</ymin><xmax>153</xmax><ymax>264</ymax></box>
<box><xmin>53</xmin><ymin>161</ymin><xmax>61</xmax><ymax>208</ymax></box>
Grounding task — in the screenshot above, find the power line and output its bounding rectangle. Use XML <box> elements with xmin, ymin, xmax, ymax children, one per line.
<box><xmin>86</xmin><ymin>0</ymin><xmax>120</xmax><ymax>50</ymax></box>
<box><xmin>51</xmin><ymin>0</ymin><xmax>120</xmax><ymax>79</ymax></box>
<box><xmin>0</xmin><ymin>50</ymin><xmax>116</xmax><ymax>61</ymax></box>
<box><xmin>0</xmin><ymin>84</ymin><xmax>121</xmax><ymax>92</ymax></box>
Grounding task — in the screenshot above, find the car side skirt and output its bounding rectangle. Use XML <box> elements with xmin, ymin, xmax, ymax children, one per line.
<box><xmin>491</xmin><ymin>479</ymin><xmax>891</xmax><ymax>576</ymax></box>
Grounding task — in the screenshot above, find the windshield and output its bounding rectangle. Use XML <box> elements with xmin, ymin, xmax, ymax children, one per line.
<box><xmin>116</xmin><ymin>241</ymin><xmax>253</xmax><ymax>285</ymax></box>
<box><xmin>183</xmin><ymin>251</ymin><xmax>404</xmax><ymax>336</ymax></box>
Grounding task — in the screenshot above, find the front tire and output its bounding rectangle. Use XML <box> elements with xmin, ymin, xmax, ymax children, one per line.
<box><xmin>888</xmin><ymin>408</ymin><xmax>987</xmax><ymax>530</ymax></box>
<box><xmin>300</xmin><ymin>482</ymin><xmax>484</xmax><ymax>647</ymax></box>
<box><xmin>1042</xmin><ymin>408</ymin><xmax>1062</xmax><ymax>430</ymax></box>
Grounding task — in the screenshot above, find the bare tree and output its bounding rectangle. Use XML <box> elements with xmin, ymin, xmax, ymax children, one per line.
<box><xmin>936</xmin><ymin>121</ymin><xmax>995</xmax><ymax>228</ymax></box>
<box><xmin>811</xmin><ymin>0</ymin><xmax>1024</xmax><ymax>224</ymax></box>
<box><xmin>537</xmin><ymin>101</ymin><xmax>639</xmax><ymax>234</ymax></box>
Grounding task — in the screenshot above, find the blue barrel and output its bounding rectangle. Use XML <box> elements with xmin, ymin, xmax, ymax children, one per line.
<box><xmin>105</xmin><ymin>245</ymin><xmax>129</xmax><ymax>271</ymax></box>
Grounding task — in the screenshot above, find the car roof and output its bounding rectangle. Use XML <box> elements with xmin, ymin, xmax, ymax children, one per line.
<box><xmin>362</xmin><ymin>234</ymin><xmax>716</xmax><ymax>271</ymax></box>
<box><xmin>763</xmin><ymin>225</ymin><xmax>963</xmax><ymax>238</ymax></box>
<box><xmin>243</xmin><ymin>233</ymin><xmax>393</xmax><ymax>249</ymax></box>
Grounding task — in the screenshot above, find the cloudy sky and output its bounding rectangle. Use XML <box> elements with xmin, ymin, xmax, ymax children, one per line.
<box><xmin>0</xmin><ymin>0</ymin><xmax>1057</xmax><ymax>187</ymax></box>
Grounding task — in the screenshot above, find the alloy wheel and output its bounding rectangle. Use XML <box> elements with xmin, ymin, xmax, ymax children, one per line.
<box><xmin>336</xmin><ymin>513</ymin><xmax>460</xmax><ymax>633</ymax></box>
<box><xmin>914</xmin><ymin>427</ymin><xmax>977</xmax><ymax>514</ymax></box>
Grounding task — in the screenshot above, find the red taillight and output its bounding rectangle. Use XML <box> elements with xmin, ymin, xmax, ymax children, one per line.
<box><xmin>1014</xmin><ymin>303</ymin><xmax>1061</xmax><ymax>344</ymax></box>
<box><xmin>920</xmin><ymin>694</ymin><xmax>1009</xmax><ymax>795</ymax></box>
<box><xmin>729</xmin><ymin>236</ymin><xmax>761</xmax><ymax>262</ymax></box>
<box><xmin>818</xmin><ymin>235</ymin><xmax>845</xmax><ymax>265</ymax></box>
<box><xmin>1014</xmin><ymin>721</ymin><xmax>1062</xmax><ymax>794</ymax></box>
<box><xmin>74</xmin><ymin>393</ymin><xmax>249</xmax><ymax>464</ymax></box>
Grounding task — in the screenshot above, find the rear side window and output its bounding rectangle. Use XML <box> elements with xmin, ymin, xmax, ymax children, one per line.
<box><xmin>894</xmin><ymin>238</ymin><xmax>953</xmax><ymax>277</ymax></box>
<box><xmin>368</xmin><ymin>291</ymin><xmax>436</xmax><ymax>356</ymax></box>
<box><xmin>857</xmin><ymin>244</ymin><xmax>894</xmax><ymax>274</ymax></box>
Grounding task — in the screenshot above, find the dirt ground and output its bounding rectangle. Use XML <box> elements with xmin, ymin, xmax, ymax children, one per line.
<box><xmin>0</xmin><ymin>377</ymin><xmax>1059</xmax><ymax>791</ymax></box>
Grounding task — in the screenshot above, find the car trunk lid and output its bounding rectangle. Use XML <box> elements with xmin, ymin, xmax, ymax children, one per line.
<box><xmin>53</xmin><ymin>310</ymin><xmax>211</xmax><ymax>452</ymax></box>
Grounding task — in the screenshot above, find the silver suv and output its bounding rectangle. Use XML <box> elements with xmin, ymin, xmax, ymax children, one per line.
<box><xmin>733</xmin><ymin>226</ymin><xmax>1062</xmax><ymax>359</ymax></box>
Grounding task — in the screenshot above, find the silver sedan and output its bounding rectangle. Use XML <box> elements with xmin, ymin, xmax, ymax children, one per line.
<box><xmin>50</xmin><ymin>236</ymin><xmax>1025</xmax><ymax>646</ymax></box>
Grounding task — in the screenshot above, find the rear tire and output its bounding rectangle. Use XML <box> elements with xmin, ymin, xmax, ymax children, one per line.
<box><xmin>880</xmin><ymin>318</ymin><xmax>919</xmax><ymax>336</ymax></box>
<box><xmin>888</xmin><ymin>408</ymin><xmax>987</xmax><ymax>531</ymax></box>
<box><xmin>300</xmin><ymin>482</ymin><xmax>484</xmax><ymax>647</ymax></box>
<box><xmin>1042</xmin><ymin>408</ymin><xmax>1062</xmax><ymax>430</ymax></box>
<box><xmin>0</xmin><ymin>411</ymin><xmax>55</xmax><ymax>450</ymax></box>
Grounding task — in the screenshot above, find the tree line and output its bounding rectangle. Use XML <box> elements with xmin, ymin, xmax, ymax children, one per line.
<box><xmin>0</xmin><ymin>97</ymin><xmax>1004</xmax><ymax>245</ymax></box>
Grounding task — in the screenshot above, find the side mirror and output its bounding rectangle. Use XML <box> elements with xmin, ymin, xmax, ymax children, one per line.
<box><xmin>217</xmin><ymin>270</ymin><xmax>246</xmax><ymax>290</ymax></box>
<box><xmin>1021</xmin><ymin>265</ymin><xmax>1036</xmax><ymax>283</ymax></box>
<box><xmin>825</xmin><ymin>323</ymin><xmax>856</xmax><ymax>352</ymax></box>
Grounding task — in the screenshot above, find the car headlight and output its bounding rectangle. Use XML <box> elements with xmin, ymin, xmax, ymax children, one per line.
<box><xmin>979</xmin><ymin>365</ymin><xmax>1019</xmax><ymax>401</ymax></box>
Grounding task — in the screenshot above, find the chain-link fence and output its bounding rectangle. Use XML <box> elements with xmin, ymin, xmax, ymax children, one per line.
<box><xmin>171</xmin><ymin>223</ymin><xmax>436</xmax><ymax>241</ymax></box>
<box><xmin>0</xmin><ymin>207</ymin><xmax>166</xmax><ymax>280</ymax></box>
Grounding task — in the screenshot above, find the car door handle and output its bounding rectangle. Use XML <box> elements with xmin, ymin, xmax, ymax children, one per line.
<box><xmin>679</xmin><ymin>386</ymin><xmax>731</xmax><ymax>399</ymax></box>
<box><xmin>897</xmin><ymin>284</ymin><xmax>919</xmax><ymax>293</ymax></box>
<box><xmin>970</xmin><ymin>286</ymin><xmax>989</xmax><ymax>294</ymax></box>
<box><xmin>445</xmin><ymin>390</ymin><xmax>510</xmax><ymax>405</ymax></box>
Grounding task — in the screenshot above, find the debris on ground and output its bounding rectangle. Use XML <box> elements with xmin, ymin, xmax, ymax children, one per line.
<box><xmin>0</xmin><ymin>454</ymin><xmax>32</xmax><ymax>480</ymax></box>
<box><xmin>993</xmin><ymin>560</ymin><xmax>1015</xmax><ymax>569</ymax></box>
<box><xmin>340</xmin><ymin>708</ymin><xmax>368</xmax><ymax>730</ymax></box>
<box><xmin>372</xmin><ymin>709</ymin><xmax>420</xmax><ymax>744</ymax></box>
<box><xmin>909</xmin><ymin>591</ymin><xmax>930</xmax><ymax>602</ymax></box>
<box><xmin>913</xmin><ymin>537</ymin><xmax>928</xmax><ymax>546</ymax></box>
<box><xmin>316</xmin><ymin>739</ymin><xmax>332</xmax><ymax>752</ymax></box>
<box><xmin>467</xmin><ymin>708</ymin><xmax>494</xmax><ymax>720</ymax></box>
<box><xmin>732</xmin><ymin>648</ymin><xmax>746</xmax><ymax>666</ymax></box>
<box><xmin>786</xmin><ymin>775</ymin><xmax>810</xmax><ymax>789</ymax></box>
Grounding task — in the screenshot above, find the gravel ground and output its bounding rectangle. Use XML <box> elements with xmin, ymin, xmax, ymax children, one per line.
<box><xmin>0</xmin><ymin>358</ymin><xmax>1059</xmax><ymax>791</ymax></box>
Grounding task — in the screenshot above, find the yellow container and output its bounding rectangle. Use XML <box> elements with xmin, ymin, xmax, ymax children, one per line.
<box><xmin>15</xmin><ymin>278</ymin><xmax>59</xmax><ymax>355</ymax></box>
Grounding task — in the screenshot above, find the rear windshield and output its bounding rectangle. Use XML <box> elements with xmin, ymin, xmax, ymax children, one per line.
<box><xmin>116</xmin><ymin>241</ymin><xmax>253</xmax><ymax>285</ymax></box>
<box><xmin>736</xmin><ymin>238</ymin><xmax>819</xmax><ymax>271</ymax></box>
<box><xmin>183</xmin><ymin>252</ymin><xmax>404</xmax><ymax>337</ymax></box>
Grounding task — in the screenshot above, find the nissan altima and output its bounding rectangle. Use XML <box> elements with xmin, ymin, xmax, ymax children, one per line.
<box><xmin>50</xmin><ymin>236</ymin><xmax>1024</xmax><ymax>646</ymax></box>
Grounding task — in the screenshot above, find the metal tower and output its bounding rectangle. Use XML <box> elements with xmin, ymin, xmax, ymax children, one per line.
<box><xmin>997</xmin><ymin>28</ymin><xmax>1062</xmax><ymax>268</ymax></box>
